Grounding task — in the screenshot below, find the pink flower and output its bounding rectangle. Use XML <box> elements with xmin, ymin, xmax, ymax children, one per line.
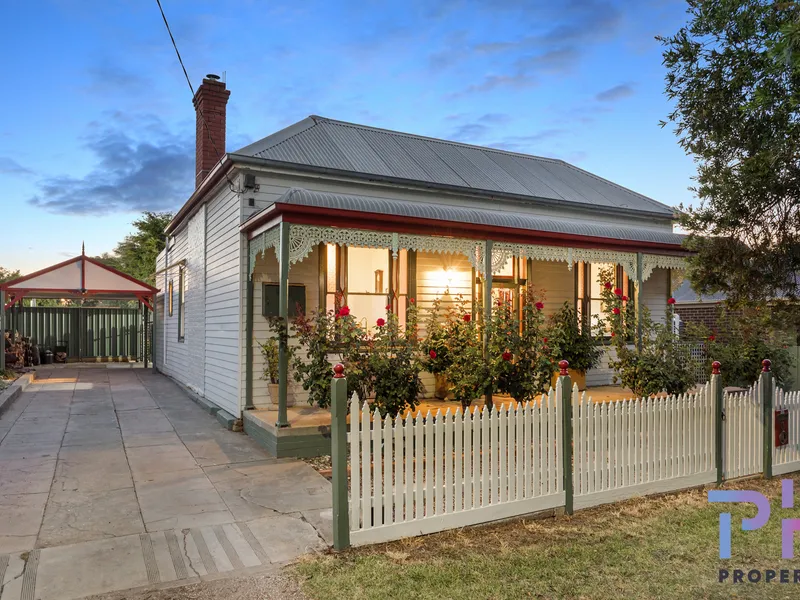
<box><xmin>604</xmin><ymin>282</ymin><xmax>612</xmax><ymax>290</ymax></box>
<box><xmin>338</xmin><ymin>306</ymin><xmax>350</xmax><ymax>317</ymax></box>
<box><xmin>612</xmin><ymin>307</ymin><xmax>620</xmax><ymax>315</ymax></box>
<box><xmin>614</xmin><ymin>288</ymin><xmax>622</xmax><ymax>296</ymax></box>
<box><xmin>534</xmin><ymin>301</ymin><xmax>544</xmax><ymax>310</ymax></box>
<box><xmin>463</xmin><ymin>314</ymin><xmax>471</xmax><ymax>322</ymax></box>
<box><xmin>502</xmin><ymin>351</ymin><xmax>512</xmax><ymax>361</ymax></box>
<box><xmin>667</xmin><ymin>297</ymin><xmax>676</xmax><ymax>305</ymax></box>
<box><xmin>622</xmin><ymin>295</ymin><xmax>628</xmax><ymax>302</ymax></box>
<box><xmin>429</xmin><ymin>350</ymin><xmax>437</xmax><ymax>359</ymax></box>
<box><xmin>376</xmin><ymin>318</ymin><xmax>385</xmax><ymax>327</ymax></box>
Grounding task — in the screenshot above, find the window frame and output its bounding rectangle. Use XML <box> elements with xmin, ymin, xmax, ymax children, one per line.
<box><xmin>168</xmin><ymin>280</ymin><xmax>174</xmax><ymax>317</ymax></box>
<box><xmin>177</xmin><ymin>267</ymin><xmax>185</xmax><ymax>342</ymax></box>
<box><xmin>575</xmin><ymin>262</ymin><xmax>634</xmax><ymax>340</ymax></box>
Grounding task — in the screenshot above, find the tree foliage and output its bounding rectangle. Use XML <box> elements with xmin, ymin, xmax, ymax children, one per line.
<box><xmin>111</xmin><ymin>212</ymin><xmax>173</xmax><ymax>285</ymax></box>
<box><xmin>659</xmin><ymin>0</ymin><xmax>800</xmax><ymax>313</ymax></box>
<box><xmin>0</xmin><ymin>267</ymin><xmax>20</xmax><ymax>284</ymax></box>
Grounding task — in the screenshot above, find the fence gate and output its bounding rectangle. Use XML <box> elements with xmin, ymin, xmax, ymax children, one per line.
<box><xmin>721</xmin><ymin>383</ymin><xmax>763</xmax><ymax>480</ymax></box>
<box><xmin>5</xmin><ymin>305</ymin><xmax>141</xmax><ymax>360</ymax></box>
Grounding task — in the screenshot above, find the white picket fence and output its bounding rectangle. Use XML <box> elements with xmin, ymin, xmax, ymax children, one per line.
<box><xmin>774</xmin><ymin>388</ymin><xmax>800</xmax><ymax>476</ymax></box>
<box><xmin>722</xmin><ymin>383</ymin><xmax>763</xmax><ymax>479</ymax></box>
<box><xmin>572</xmin><ymin>383</ymin><xmax>716</xmax><ymax>510</ymax></box>
<box><xmin>348</xmin><ymin>387</ymin><xmax>564</xmax><ymax>546</ymax></box>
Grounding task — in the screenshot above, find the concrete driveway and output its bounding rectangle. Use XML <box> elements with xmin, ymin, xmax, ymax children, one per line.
<box><xmin>0</xmin><ymin>367</ymin><xmax>331</xmax><ymax>600</ymax></box>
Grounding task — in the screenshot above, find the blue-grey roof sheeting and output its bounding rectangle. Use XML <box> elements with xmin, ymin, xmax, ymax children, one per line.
<box><xmin>270</xmin><ymin>188</ymin><xmax>685</xmax><ymax>246</ymax></box>
<box><xmin>237</xmin><ymin>116</ymin><xmax>675</xmax><ymax>217</ymax></box>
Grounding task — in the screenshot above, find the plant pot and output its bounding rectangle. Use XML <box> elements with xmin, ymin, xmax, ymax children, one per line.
<box><xmin>551</xmin><ymin>369</ymin><xmax>587</xmax><ymax>391</ymax></box>
<box><xmin>433</xmin><ymin>373</ymin><xmax>453</xmax><ymax>400</ymax></box>
<box><xmin>267</xmin><ymin>382</ymin><xmax>295</xmax><ymax>408</ymax></box>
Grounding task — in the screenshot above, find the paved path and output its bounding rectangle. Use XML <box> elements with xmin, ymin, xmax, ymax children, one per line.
<box><xmin>0</xmin><ymin>367</ymin><xmax>331</xmax><ymax>600</ymax></box>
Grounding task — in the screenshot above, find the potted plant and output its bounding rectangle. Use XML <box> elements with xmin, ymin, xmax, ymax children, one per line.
<box><xmin>259</xmin><ymin>316</ymin><xmax>297</xmax><ymax>407</ymax></box>
<box><xmin>420</xmin><ymin>297</ymin><xmax>453</xmax><ymax>399</ymax></box>
<box><xmin>545</xmin><ymin>302</ymin><xmax>602</xmax><ymax>390</ymax></box>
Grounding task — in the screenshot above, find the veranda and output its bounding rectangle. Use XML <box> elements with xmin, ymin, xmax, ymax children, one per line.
<box><xmin>239</xmin><ymin>201</ymin><xmax>687</xmax><ymax>457</ymax></box>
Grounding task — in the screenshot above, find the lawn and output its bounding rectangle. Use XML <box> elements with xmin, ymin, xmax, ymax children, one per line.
<box><xmin>296</xmin><ymin>475</ymin><xmax>800</xmax><ymax>600</ymax></box>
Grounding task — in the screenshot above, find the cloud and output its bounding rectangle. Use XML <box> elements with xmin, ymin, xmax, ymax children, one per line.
<box><xmin>487</xmin><ymin>129</ymin><xmax>567</xmax><ymax>152</ymax></box>
<box><xmin>478</xmin><ymin>113</ymin><xmax>512</xmax><ymax>124</ymax></box>
<box><xmin>0</xmin><ymin>157</ymin><xmax>32</xmax><ymax>175</ymax></box>
<box><xmin>450</xmin><ymin>123</ymin><xmax>489</xmax><ymax>142</ymax></box>
<box><xmin>28</xmin><ymin>114</ymin><xmax>194</xmax><ymax>216</ymax></box>
<box><xmin>456</xmin><ymin>73</ymin><xmax>537</xmax><ymax>96</ymax></box>
<box><xmin>595</xmin><ymin>83</ymin><xmax>635</xmax><ymax>102</ymax></box>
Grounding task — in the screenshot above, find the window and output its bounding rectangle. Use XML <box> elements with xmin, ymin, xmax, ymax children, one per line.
<box><xmin>576</xmin><ymin>262</ymin><xmax>633</xmax><ymax>337</ymax></box>
<box><xmin>178</xmin><ymin>268</ymin><xmax>185</xmax><ymax>342</ymax></box>
<box><xmin>262</xmin><ymin>283</ymin><xmax>306</xmax><ymax>317</ymax></box>
<box><xmin>168</xmin><ymin>280</ymin><xmax>174</xmax><ymax>316</ymax></box>
<box><xmin>321</xmin><ymin>245</ymin><xmax>411</xmax><ymax>329</ymax></box>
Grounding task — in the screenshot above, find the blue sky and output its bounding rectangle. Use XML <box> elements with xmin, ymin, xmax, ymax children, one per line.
<box><xmin>0</xmin><ymin>0</ymin><xmax>695</xmax><ymax>274</ymax></box>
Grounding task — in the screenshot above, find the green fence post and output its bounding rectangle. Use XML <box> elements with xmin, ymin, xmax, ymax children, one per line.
<box><xmin>761</xmin><ymin>359</ymin><xmax>774</xmax><ymax>479</ymax></box>
<box><xmin>711</xmin><ymin>361</ymin><xmax>723</xmax><ymax>486</ymax></box>
<box><xmin>559</xmin><ymin>360</ymin><xmax>574</xmax><ymax>515</ymax></box>
<box><xmin>331</xmin><ymin>363</ymin><xmax>350</xmax><ymax>550</ymax></box>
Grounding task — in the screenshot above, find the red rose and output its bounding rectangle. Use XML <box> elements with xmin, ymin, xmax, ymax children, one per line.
<box><xmin>622</xmin><ymin>295</ymin><xmax>628</xmax><ymax>302</ymax></box>
<box><xmin>385</xmin><ymin>304</ymin><xmax>391</xmax><ymax>311</ymax></box>
<box><xmin>708</xmin><ymin>335</ymin><xmax>716</xmax><ymax>342</ymax></box>
<box><xmin>502</xmin><ymin>351</ymin><xmax>512</xmax><ymax>361</ymax></box>
<box><xmin>614</xmin><ymin>288</ymin><xmax>622</xmax><ymax>296</ymax></box>
<box><xmin>543</xmin><ymin>337</ymin><xmax>548</xmax><ymax>343</ymax></box>
<box><xmin>429</xmin><ymin>350</ymin><xmax>437</xmax><ymax>359</ymax></box>
<box><xmin>339</xmin><ymin>306</ymin><xmax>350</xmax><ymax>317</ymax></box>
<box><xmin>463</xmin><ymin>314</ymin><xmax>471</xmax><ymax>322</ymax></box>
<box><xmin>376</xmin><ymin>318</ymin><xmax>385</xmax><ymax>327</ymax></box>
<box><xmin>612</xmin><ymin>307</ymin><xmax>620</xmax><ymax>315</ymax></box>
<box><xmin>611</xmin><ymin>332</ymin><xmax>616</xmax><ymax>337</ymax></box>
<box><xmin>604</xmin><ymin>282</ymin><xmax>612</xmax><ymax>290</ymax></box>
<box><xmin>534</xmin><ymin>301</ymin><xmax>544</xmax><ymax>310</ymax></box>
<box><xmin>667</xmin><ymin>297</ymin><xmax>676</xmax><ymax>305</ymax></box>
<box><xmin>409</xmin><ymin>298</ymin><xmax>415</xmax><ymax>303</ymax></box>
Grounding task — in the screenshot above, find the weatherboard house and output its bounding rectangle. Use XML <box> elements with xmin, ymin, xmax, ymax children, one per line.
<box><xmin>155</xmin><ymin>76</ymin><xmax>688</xmax><ymax>456</ymax></box>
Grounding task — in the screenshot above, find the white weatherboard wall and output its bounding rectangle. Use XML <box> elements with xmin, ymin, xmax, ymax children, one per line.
<box><xmin>249</xmin><ymin>244</ymin><xmax>321</xmax><ymax>407</ymax></box>
<box><xmin>159</xmin><ymin>226</ymin><xmax>189</xmax><ymax>385</ymax></box>
<box><xmin>186</xmin><ymin>207</ymin><xmax>206</xmax><ymax>395</ymax></box>
<box><xmin>204</xmin><ymin>188</ymin><xmax>242</xmax><ymax>417</ymax></box>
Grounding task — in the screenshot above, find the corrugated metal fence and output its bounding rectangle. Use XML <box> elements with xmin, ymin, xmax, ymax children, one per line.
<box><xmin>4</xmin><ymin>306</ymin><xmax>141</xmax><ymax>359</ymax></box>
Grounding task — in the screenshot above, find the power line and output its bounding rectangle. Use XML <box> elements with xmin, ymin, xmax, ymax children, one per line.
<box><xmin>155</xmin><ymin>0</ymin><xmax>238</xmax><ymax>193</ymax></box>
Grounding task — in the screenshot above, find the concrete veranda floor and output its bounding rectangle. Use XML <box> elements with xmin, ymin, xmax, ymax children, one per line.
<box><xmin>0</xmin><ymin>366</ymin><xmax>331</xmax><ymax>600</ymax></box>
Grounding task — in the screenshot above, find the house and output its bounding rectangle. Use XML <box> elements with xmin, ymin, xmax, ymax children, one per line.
<box><xmin>154</xmin><ymin>75</ymin><xmax>688</xmax><ymax>456</ymax></box>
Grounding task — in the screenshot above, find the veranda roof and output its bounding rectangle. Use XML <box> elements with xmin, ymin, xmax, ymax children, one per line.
<box><xmin>0</xmin><ymin>250</ymin><xmax>158</xmax><ymax>310</ymax></box>
<box><xmin>242</xmin><ymin>187</ymin><xmax>686</xmax><ymax>250</ymax></box>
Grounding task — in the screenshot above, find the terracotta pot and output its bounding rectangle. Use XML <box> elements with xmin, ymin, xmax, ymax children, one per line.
<box><xmin>433</xmin><ymin>373</ymin><xmax>453</xmax><ymax>399</ymax></box>
<box><xmin>268</xmin><ymin>382</ymin><xmax>295</xmax><ymax>407</ymax></box>
<box><xmin>550</xmin><ymin>369</ymin><xmax>587</xmax><ymax>391</ymax></box>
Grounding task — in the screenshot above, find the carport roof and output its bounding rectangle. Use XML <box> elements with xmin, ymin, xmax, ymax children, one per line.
<box><xmin>0</xmin><ymin>249</ymin><xmax>157</xmax><ymax>310</ymax></box>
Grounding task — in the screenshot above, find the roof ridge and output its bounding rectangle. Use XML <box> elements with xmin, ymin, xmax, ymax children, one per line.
<box><xmin>309</xmin><ymin>115</ymin><xmax>567</xmax><ymax>165</ymax></box>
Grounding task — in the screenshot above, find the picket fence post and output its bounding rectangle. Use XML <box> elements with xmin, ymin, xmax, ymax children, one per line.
<box><xmin>559</xmin><ymin>360</ymin><xmax>574</xmax><ymax>515</ymax></box>
<box><xmin>331</xmin><ymin>363</ymin><xmax>350</xmax><ymax>550</ymax></box>
<box><xmin>711</xmin><ymin>361</ymin><xmax>723</xmax><ymax>486</ymax></box>
<box><xmin>761</xmin><ymin>359</ymin><xmax>774</xmax><ymax>480</ymax></box>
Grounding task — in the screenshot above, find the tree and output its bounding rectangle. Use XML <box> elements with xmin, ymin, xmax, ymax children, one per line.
<box><xmin>111</xmin><ymin>212</ymin><xmax>173</xmax><ymax>284</ymax></box>
<box><xmin>0</xmin><ymin>267</ymin><xmax>20</xmax><ymax>284</ymax></box>
<box><xmin>659</xmin><ymin>1</ymin><xmax>800</xmax><ymax>316</ymax></box>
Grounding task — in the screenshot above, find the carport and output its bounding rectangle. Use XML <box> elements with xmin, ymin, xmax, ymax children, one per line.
<box><xmin>0</xmin><ymin>247</ymin><xmax>158</xmax><ymax>370</ymax></box>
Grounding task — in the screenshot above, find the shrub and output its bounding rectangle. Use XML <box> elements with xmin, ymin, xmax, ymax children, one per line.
<box><xmin>257</xmin><ymin>337</ymin><xmax>279</xmax><ymax>384</ymax></box>
<box><xmin>420</xmin><ymin>297</ymin><xmax>453</xmax><ymax>376</ymax></box>
<box><xmin>685</xmin><ymin>306</ymin><xmax>796</xmax><ymax>389</ymax></box>
<box><xmin>546</xmin><ymin>302</ymin><xmax>602</xmax><ymax>374</ymax></box>
<box><xmin>598</xmin><ymin>267</ymin><xmax>698</xmax><ymax>397</ymax></box>
<box><xmin>489</xmin><ymin>288</ymin><xmax>553</xmax><ymax>403</ymax></box>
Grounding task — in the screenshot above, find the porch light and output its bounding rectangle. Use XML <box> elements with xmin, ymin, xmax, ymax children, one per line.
<box><xmin>434</xmin><ymin>268</ymin><xmax>453</xmax><ymax>295</ymax></box>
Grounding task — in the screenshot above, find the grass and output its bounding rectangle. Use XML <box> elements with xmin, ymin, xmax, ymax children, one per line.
<box><xmin>295</xmin><ymin>475</ymin><xmax>800</xmax><ymax>599</ymax></box>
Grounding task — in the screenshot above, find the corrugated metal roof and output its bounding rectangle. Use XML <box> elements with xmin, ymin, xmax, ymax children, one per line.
<box><xmin>235</xmin><ymin>116</ymin><xmax>675</xmax><ymax>217</ymax></box>
<box><xmin>260</xmin><ymin>188</ymin><xmax>684</xmax><ymax>246</ymax></box>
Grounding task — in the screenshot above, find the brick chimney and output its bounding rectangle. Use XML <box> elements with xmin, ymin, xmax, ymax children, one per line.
<box><xmin>193</xmin><ymin>74</ymin><xmax>230</xmax><ymax>188</ymax></box>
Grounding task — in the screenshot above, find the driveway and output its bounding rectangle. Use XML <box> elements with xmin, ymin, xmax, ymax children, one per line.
<box><xmin>0</xmin><ymin>367</ymin><xmax>331</xmax><ymax>600</ymax></box>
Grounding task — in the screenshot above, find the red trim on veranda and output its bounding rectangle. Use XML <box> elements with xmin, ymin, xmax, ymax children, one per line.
<box><xmin>243</xmin><ymin>203</ymin><xmax>690</xmax><ymax>256</ymax></box>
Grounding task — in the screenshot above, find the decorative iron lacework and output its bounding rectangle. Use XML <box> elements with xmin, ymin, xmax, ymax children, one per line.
<box><xmin>641</xmin><ymin>254</ymin><xmax>687</xmax><ymax>282</ymax></box>
<box><xmin>248</xmin><ymin>224</ymin><xmax>686</xmax><ymax>280</ymax></box>
<box><xmin>249</xmin><ymin>226</ymin><xmax>280</xmax><ymax>273</ymax></box>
